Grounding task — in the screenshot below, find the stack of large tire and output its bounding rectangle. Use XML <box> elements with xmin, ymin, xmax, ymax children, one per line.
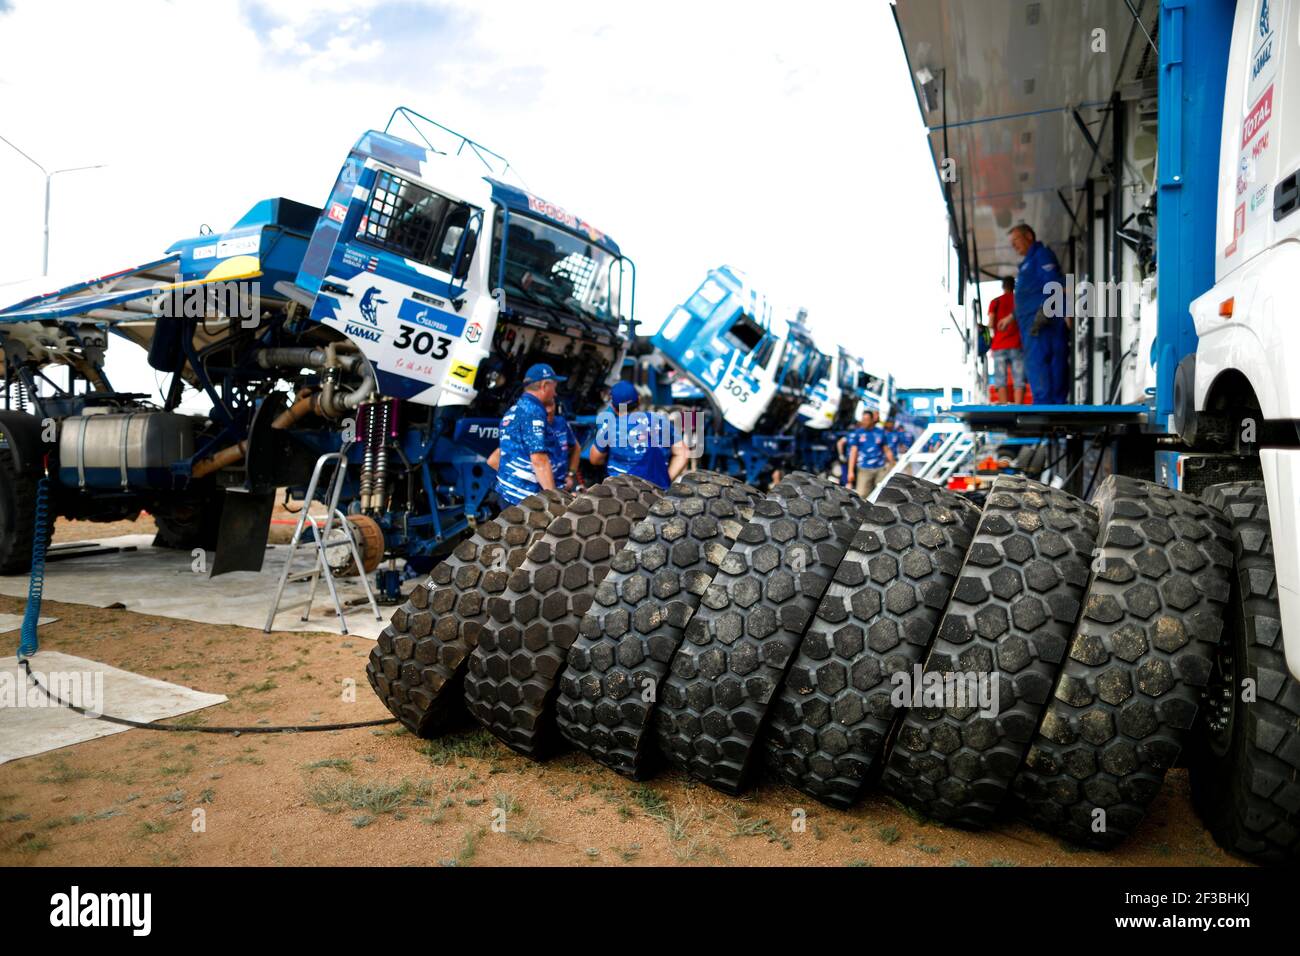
<box><xmin>366</xmin><ymin>469</ymin><xmax>1299</xmax><ymax>863</ymax></box>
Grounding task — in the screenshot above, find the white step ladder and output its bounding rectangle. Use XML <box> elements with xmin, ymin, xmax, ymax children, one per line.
<box><xmin>264</xmin><ymin>448</ymin><xmax>382</xmax><ymax>635</ymax></box>
<box><xmin>871</xmin><ymin>422</ymin><xmax>977</xmax><ymax>499</ymax></box>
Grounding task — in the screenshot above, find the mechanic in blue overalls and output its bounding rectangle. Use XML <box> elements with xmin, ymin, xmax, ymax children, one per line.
<box><xmin>1009</xmin><ymin>224</ymin><xmax>1069</xmax><ymax>404</ymax></box>
<box><xmin>488</xmin><ymin>363</ymin><xmax>577</xmax><ymax>505</ymax></box>
<box><xmin>587</xmin><ymin>381</ymin><xmax>687</xmax><ymax>489</ymax></box>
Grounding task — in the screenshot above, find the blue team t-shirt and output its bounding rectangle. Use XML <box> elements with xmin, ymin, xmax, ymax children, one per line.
<box><xmin>851</xmin><ymin>426</ymin><xmax>889</xmax><ymax>469</ymax></box>
<box><xmin>496</xmin><ymin>392</ymin><xmax>570</xmax><ymax>505</ymax></box>
<box><xmin>595</xmin><ymin>408</ymin><xmax>673</xmax><ymax>489</ymax></box>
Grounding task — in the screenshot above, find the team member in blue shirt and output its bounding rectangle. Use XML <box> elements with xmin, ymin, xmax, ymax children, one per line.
<box><xmin>1010</xmin><ymin>223</ymin><xmax>1070</xmax><ymax>405</ymax></box>
<box><xmin>846</xmin><ymin>409</ymin><xmax>895</xmax><ymax>498</ymax></box>
<box><xmin>587</xmin><ymin>381</ymin><xmax>688</xmax><ymax>489</ymax></box>
<box><xmin>489</xmin><ymin>363</ymin><xmax>577</xmax><ymax>506</ymax></box>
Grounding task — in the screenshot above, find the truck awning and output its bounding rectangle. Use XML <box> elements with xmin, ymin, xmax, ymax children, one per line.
<box><xmin>892</xmin><ymin>0</ymin><xmax>1160</xmax><ymax>278</ymax></box>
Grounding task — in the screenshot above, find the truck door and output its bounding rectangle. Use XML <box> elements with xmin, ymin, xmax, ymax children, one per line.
<box><xmin>1218</xmin><ymin>0</ymin><xmax>1287</xmax><ymax>277</ymax></box>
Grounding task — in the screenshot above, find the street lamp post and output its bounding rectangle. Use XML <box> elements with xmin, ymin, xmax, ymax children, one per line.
<box><xmin>0</xmin><ymin>134</ymin><xmax>105</xmax><ymax>276</ymax></box>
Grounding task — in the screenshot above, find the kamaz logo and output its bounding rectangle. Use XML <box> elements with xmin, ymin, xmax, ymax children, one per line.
<box><xmin>1261</xmin><ymin>0</ymin><xmax>1271</xmax><ymax>37</ymax></box>
<box><xmin>345</xmin><ymin>323</ymin><xmax>381</xmax><ymax>342</ymax></box>
<box><xmin>358</xmin><ymin>287</ymin><xmax>386</xmax><ymax>327</ymax></box>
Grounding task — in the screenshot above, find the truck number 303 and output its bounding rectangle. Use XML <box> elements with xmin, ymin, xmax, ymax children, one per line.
<box><xmin>394</xmin><ymin>324</ymin><xmax>452</xmax><ymax>359</ymax></box>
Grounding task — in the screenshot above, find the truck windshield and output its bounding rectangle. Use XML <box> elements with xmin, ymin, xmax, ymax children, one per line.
<box><xmin>495</xmin><ymin>212</ymin><xmax>621</xmax><ymax>324</ymax></box>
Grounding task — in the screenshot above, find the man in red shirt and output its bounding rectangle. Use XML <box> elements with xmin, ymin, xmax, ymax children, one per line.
<box><xmin>986</xmin><ymin>276</ymin><xmax>1024</xmax><ymax>403</ymax></box>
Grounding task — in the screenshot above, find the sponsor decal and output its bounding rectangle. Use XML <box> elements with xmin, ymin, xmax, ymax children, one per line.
<box><xmin>192</xmin><ymin>243</ymin><xmax>217</xmax><ymax>260</ymax></box>
<box><xmin>1242</xmin><ymin>85</ymin><xmax>1273</xmax><ymax>148</ymax></box>
<box><xmin>1226</xmin><ymin>203</ymin><xmax>1247</xmax><ymax>258</ymax></box>
<box><xmin>525</xmin><ymin>193</ymin><xmax>606</xmax><ymax>243</ymax></box>
<box><xmin>216</xmin><ymin>234</ymin><xmax>260</xmax><ymax>259</ymax></box>
<box><xmin>328</xmin><ymin>201</ymin><xmax>348</xmax><ymax>224</ymax></box>
<box><xmin>358</xmin><ymin>287</ymin><xmax>386</xmax><ymax>327</ymax></box>
<box><xmin>449</xmin><ymin>361</ymin><xmax>477</xmax><ymax>383</ymax></box>
<box><xmin>398</xmin><ymin>298</ymin><xmax>465</xmax><ymax>337</ymax></box>
<box><xmin>345</xmin><ymin>323</ymin><xmax>381</xmax><ymax>342</ymax></box>
<box><xmin>465</xmin><ymin>321</ymin><xmax>482</xmax><ymax>343</ymax></box>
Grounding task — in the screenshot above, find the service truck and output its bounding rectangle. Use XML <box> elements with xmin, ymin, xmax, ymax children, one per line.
<box><xmin>0</xmin><ymin>108</ymin><xmax>634</xmax><ymax>592</ymax></box>
<box><xmin>892</xmin><ymin>0</ymin><xmax>1300</xmax><ymax>861</ymax></box>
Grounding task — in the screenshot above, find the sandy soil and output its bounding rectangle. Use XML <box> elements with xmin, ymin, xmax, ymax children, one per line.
<box><xmin>0</xmin><ymin>521</ymin><xmax>1248</xmax><ymax>868</ymax></box>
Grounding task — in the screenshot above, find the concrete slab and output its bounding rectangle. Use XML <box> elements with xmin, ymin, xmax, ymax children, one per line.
<box><xmin>0</xmin><ymin>613</ymin><xmax>57</xmax><ymax>634</ymax></box>
<box><xmin>0</xmin><ymin>535</ymin><xmax>392</xmax><ymax>640</ymax></box>
<box><xmin>0</xmin><ymin>650</ymin><xmax>227</xmax><ymax>764</ymax></box>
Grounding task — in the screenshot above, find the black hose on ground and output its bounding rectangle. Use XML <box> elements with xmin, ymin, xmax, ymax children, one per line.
<box><xmin>20</xmin><ymin>659</ymin><xmax>397</xmax><ymax>734</ymax></box>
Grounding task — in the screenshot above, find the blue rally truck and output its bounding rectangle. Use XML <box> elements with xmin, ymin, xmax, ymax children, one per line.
<box><xmin>893</xmin><ymin>0</ymin><xmax>1300</xmax><ymax>860</ymax></box>
<box><xmin>0</xmin><ymin>108</ymin><xmax>635</xmax><ymax>589</ymax></box>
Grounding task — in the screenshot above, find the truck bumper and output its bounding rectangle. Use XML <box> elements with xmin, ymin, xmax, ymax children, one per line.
<box><xmin>1261</xmin><ymin>449</ymin><xmax>1300</xmax><ymax>682</ymax></box>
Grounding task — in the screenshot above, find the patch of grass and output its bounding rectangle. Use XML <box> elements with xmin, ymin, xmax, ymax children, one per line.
<box><xmin>198</xmin><ymin>789</ymin><xmax>215</xmax><ymax>805</ymax></box>
<box><xmin>133</xmin><ymin>819</ymin><xmax>172</xmax><ymax>838</ymax></box>
<box><xmin>615</xmin><ymin>843</ymin><xmax>641</xmax><ymax>862</ymax></box>
<box><xmin>988</xmin><ymin>859</ymin><xmax>1018</xmax><ymax>867</ymax></box>
<box><xmin>305</xmin><ymin>758</ymin><xmax>353</xmax><ymax>773</ymax></box>
<box><xmin>877</xmin><ymin>825</ymin><xmax>901</xmax><ymax>845</ymax></box>
<box><xmin>493</xmin><ymin>792</ymin><xmax>519</xmax><ymax>815</ymax></box>
<box><xmin>16</xmin><ymin>833</ymin><xmax>51</xmax><ymax>854</ymax></box>
<box><xmin>38</xmin><ymin>761</ymin><xmax>93</xmax><ymax>785</ymax></box>
<box><xmin>420</xmin><ymin>729</ymin><xmax>499</xmax><ymax>766</ymax></box>
<box><xmin>351</xmin><ymin>814</ymin><xmax>376</xmax><ymax>829</ymax></box>
<box><xmin>507</xmin><ymin>816</ymin><xmax>549</xmax><ymax>844</ymax></box>
<box><xmin>847</xmin><ymin>859</ymin><xmax>870</xmax><ymax>867</ymax></box>
<box><xmin>629</xmin><ymin>784</ymin><xmax>670</xmax><ymax>822</ymax></box>
<box><xmin>310</xmin><ymin>779</ymin><xmax>410</xmax><ymax>816</ymax></box>
<box><xmin>3</xmin><ymin>812</ymin><xmax>30</xmax><ymax>823</ymax></box>
<box><xmin>441</xmin><ymin>826</ymin><xmax>485</xmax><ymax>866</ymax></box>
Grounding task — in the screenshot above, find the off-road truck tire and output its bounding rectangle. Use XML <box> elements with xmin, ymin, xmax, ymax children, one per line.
<box><xmin>556</xmin><ymin>471</ymin><xmax>763</xmax><ymax>778</ymax></box>
<box><xmin>654</xmin><ymin>472</ymin><xmax>869</xmax><ymax>794</ymax></box>
<box><xmin>1011</xmin><ymin>475</ymin><xmax>1233</xmax><ymax>848</ymax></box>
<box><xmin>1190</xmin><ymin>482</ymin><xmax>1300</xmax><ymax>863</ymax></box>
<box><xmin>366</xmin><ymin>489</ymin><xmax>572</xmax><ymax>736</ymax></box>
<box><xmin>880</xmin><ymin>477</ymin><xmax>1097</xmax><ymax>826</ymax></box>
<box><xmin>464</xmin><ymin>476</ymin><xmax>662</xmax><ymax>758</ymax></box>
<box><xmin>765</xmin><ymin>474</ymin><xmax>981</xmax><ymax>807</ymax></box>
<box><xmin>0</xmin><ymin>447</ymin><xmax>40</xmax><ymax>575</ymax></box>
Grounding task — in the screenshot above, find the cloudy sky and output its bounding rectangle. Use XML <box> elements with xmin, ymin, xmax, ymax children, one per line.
<box><xmin>0</xmin><ymin>0</ymin><xmax>970</xmax><ymax>395</ymax></box>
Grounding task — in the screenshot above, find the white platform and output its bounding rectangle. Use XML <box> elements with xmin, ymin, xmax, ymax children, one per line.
<box><xmin>0</xmin><ymin>650</ymin><xmax>227</xmax><ymax>764</ymax></box>
<box><xmin>0</xmin><ymin>535</ymin><xmax>390</xmax><ymax>640</ymax></box>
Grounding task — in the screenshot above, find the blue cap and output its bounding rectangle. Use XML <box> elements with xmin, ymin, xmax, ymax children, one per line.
<box><xmin>523</xmin><ymin>363</ymin><xmax>566</xmax><ymax>384</ymax></box>
<box><xmin>610</xmin><ymin>381</ymin><xmax>639</xmax><ymax>407</ymax></box>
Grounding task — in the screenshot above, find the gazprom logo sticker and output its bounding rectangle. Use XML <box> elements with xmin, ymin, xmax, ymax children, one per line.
<box><xmin>398</xmin><ymin>298</ymin><xmax>465</xmax><ymax>337</ymax></box>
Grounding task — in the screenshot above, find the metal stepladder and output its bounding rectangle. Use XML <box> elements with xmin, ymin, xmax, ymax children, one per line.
<box><xmin>264</xmin><ymin>447</ymin><xmax>382</xmax><ymax>635</ymax></box>
<box><xmin>870</xmin><ymin>421</ymin><xmax>977</xmax><ymax>499</ymax></box>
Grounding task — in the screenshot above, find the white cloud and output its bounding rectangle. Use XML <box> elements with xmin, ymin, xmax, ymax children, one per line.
<box><xmin>0</xmin><ymin>0</ymin><xmax>968</xmax><ymax>397</ymax></box>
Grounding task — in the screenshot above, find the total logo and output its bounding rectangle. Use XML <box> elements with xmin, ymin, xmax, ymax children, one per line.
<box><xmin>465</xmin><ymin>321</ymin><xmax>482</xmax><ymax>343</ymax></box>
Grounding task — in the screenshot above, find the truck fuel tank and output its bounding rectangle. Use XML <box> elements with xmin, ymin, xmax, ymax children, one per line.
<box><xmin>57</xmin><ymin>411</ymin><xmax>196</xmax><ymax>490</ymax></box>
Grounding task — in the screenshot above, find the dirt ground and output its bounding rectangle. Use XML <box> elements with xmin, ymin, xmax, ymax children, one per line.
<box><xmin>0</xmin><ymin>519</ymin><xmax>1247</xmax><ymax>868</ymax></box>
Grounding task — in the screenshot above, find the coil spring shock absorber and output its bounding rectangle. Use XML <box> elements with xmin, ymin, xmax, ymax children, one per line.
<box><xmin>356</xmin><ymin>398</ymin><xmax>399</xmax><ymax>513</ymax></box>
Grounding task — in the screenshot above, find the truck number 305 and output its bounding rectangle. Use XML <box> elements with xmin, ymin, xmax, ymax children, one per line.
<box><xmin>723</xmin><ymin>377</ymin><xmax>750</xmax><ymax>402</ymax></box>
<box><xmin>394</xmin><ymin>324</ymin><xmax>452</xmax><ymax>359</ymax></box>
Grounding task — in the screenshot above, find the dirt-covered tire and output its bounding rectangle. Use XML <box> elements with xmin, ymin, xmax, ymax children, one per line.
<box><xmin>1011</xmin><ymin>475</ymin><xmax>1233</xmax><ymax>848</ymax></box>
<box><xmin>0</xmin><ymin>447</ymin><xmax>39</xmax><ymax>575</ymax></box>
<box><xmin>464</xmin><ymin>476</ymin><xmax>663</xmax><ymax>758</ymax></box>
<box><xmin>152</xmin><ymin>491</ymin><xmax>224</xmax><ymax>550</ymax></box>
<box><xmin>555</xmin><ymin>472</ymin><xmax>763</xmax><ymax>778</ymax></box>
<box><xmin>880</xmin><ymin>477</ymin><xmax>1098</xmax><ymax>826</ymax></box>
<box><xmin>764</xmin><ymin>474</ymin><xmax>981</xmax><ymax>807</ymax></box>
<box><xmin>366</xmin><ymin>489</ymin><xmax>572</xmax><ymax>736</ymax></box>
<box><xmin>654</xmin><ymin>472</ymin><xmax>869</xmax><ymax>794</ymax></box>
<box><xmin>1190</xmin><ymin>482</ymin><xmax>1300</xmax><ymax>863</ymax></box>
